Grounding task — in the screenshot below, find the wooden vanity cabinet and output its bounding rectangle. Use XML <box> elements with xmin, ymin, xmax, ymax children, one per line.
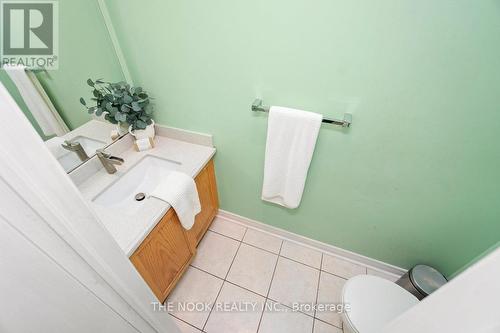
<box><xmin>130</xmin><ymin>209</ymin><xmax>194</xmax><ymax>301</ymax></box>
<box><xmin>130</xmin><ymin>159</ymin><xmax>218</xmax><ymax>302</ymax></box>
<box><xmin>187</xmin><ymin>160</ymin><xmax>219</xmax><ymax>247</ymax></box>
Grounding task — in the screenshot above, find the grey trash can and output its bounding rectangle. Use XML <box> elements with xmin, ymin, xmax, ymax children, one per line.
<box><xmin>396</xmin><ymin>264</ymin><xmax>447</xmax><ymax>300</ymax></box>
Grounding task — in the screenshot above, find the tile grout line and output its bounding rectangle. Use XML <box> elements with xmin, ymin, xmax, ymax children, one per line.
<box><xmin>210</xmin><ymin>227</ymin><xmax>322</xmax><ymax>270</ymax></box>
<box><xmin>279</xmin><ymin>253</ymin><xmax>322</xmax><ymax>270</ymax></box>
<box><xmin>169</xmin><ymin>314</ymin><xmax>204</xmax><ymax>333</ymax></box>
<box><xmin>201</xmin><ymin>227</ymin><xmax>248</xmax><ymax>332</ymax></box>
<box><xmin>191</xmin><ymin>259</ymin><xmax>348</xmax><ymax>324</ymax></box>
<box><xmin>243</xmin><ymin>240</ymin><xmax>281</xmax><ymax>255</ymax></box>
<box><xmin>208</xmin><ymin>228</ymin><xmax>246</xmax><ymax>243</ymax></box>
<box><xmin>260</xmin><ymin>258</ymin><xmax>348</xmax><ymax>321</ymax></box>
<box><xmin>260</xmin><ymin>296</ymin><xmax>343</xmax><ymax>330</ymax></box>
<box><xmin>256</xmin><ymin>239</ymin><xmax>284</xmax><ymax>333</ymax></box>
<box><xmin>200</xmin><ymin>277</ymin><xmax>224</xmax><ymax>332</ymax></box>
<box><xmin>209</xmin><ymin>228</ymin><xmax>281</xmax><ymax>255</ymax></box>
<box><xmin>189</xmin><ymin>265</ymin><xmax>269</xmax><ymax>298</ymax></box>
<box><xmin>224</xmin><ymin>227</ymin><xmax>248</xmax><ymax>280</ymax></box>
<box><xmin>217</xmin><ymin>214</ymin><xmax>398</xmax><ymax>278</ymax></box>
<box><xmin>206</xmin><ymin>230</ymin><xmax>335</xmax><ymax>319</ymax></box>
<box><xmin>213</xmin><ymin>228</ymin><xmax>374</xmax><ymax>280</ymax></box>
<box><xmin>314</xmin><ymin>317</ymin><xmax>343</xmax><ymax>330</ymax></box>
<box><xmin>320</xmin><ymin>269</ymin><xmax>349</xmax><ymax>282</ymax></box>
<box><xmin>187</xmin><ymin>251</ymin><xmax>344</xmax><ymax>329</ymax></box>
<box><xmin>312</xmin><ymin>253</ymin><xmax>324</xmax><ymax>333</ymax></box>
<box><xmin>211</xmin><ymin>224</ymin><xmax>366</xmax><ymax>278</ymax></box>
<box><xmin>183</xmin><ymin>221</ymin><xmax>364</xmax><ymax>331</ymax></box>
<box><xmin>263</xmin><ymin>294</ymin><xmax>342</xmax><ymax>327</ymax></box>
<box><xmin>201</xmin><ymin>280</ymin><xmax>223</xmax><ymax>332</ymax></box>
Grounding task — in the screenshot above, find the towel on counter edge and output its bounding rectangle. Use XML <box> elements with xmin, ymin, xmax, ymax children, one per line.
<box><xmin>148</xmin><ymin>171</ymin><xmax>201</xmax><ymax>230</ymax></box>
<box><xmin>261</xmin><ymin>106</ymin><xmax>322</xmax><ymax>209</ymax></box>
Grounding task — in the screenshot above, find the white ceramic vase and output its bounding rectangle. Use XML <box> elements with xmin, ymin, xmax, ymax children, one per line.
<box><xmin>129</xmin><ymin>120</ymin><xmax>155</xmax><ymax>140</ymax></box>
<box><xmin>116</xmin><ymin>122</ymin><xmax>129</xmax><ymax>135</ymax></box>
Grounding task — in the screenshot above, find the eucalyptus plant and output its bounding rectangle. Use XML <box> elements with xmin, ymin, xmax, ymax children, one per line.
<box><xmin>80</xmin><ymin>79</ymin><xmax>153</xmax><ymax>130</ymax></box>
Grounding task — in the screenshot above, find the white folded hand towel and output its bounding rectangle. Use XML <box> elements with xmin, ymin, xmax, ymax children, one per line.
<box><xmin>261</xmin><ymin>106</ymin><xmax>322</xmax><ymax>209</ymax></box>
<box><xmin>149</xmin><ymin>171</ymin><xmax>201</xmax><ymax>230</ymax></box>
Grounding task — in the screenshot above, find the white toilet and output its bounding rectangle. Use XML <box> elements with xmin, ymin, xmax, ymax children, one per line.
<box><xmin>341</xmin><ymin>275</ymin><xmax>419</xmax><ymax>333</ymax></box>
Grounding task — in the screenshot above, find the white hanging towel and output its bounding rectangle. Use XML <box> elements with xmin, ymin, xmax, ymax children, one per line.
<box><xmin>3</xmin><ymin>65</ymin><xmax>69</xmax><ymax>137</ymax></box>
<box><xmin>149</xmin><ymin>171</ymin><xmax>201</xmax><ymax>230</ymax></box>
<box><xmin>261</xmin><ymin>106</ymin><xmax>322</xmax><ymax>209</ymax></box>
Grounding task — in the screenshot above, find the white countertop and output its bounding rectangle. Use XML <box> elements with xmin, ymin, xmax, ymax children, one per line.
<box><xmin>77</xmin><ymin>135</ymin><xmax>216</xmax><ymax>256</ymax></box>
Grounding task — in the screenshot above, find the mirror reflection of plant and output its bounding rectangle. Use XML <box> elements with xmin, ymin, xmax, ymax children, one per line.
<box><xmin>80</xmin><ymin>79</ymin><xmax>153</xmax><ymax>130</ymax></box>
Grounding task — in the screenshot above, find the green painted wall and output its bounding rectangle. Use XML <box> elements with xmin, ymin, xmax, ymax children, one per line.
<box><xmin>104</xmin><ymin>0</ymin><xmax>500</xmax><ymax>276</ymax></box>
<box><xmin>0</xmin><ymin>0</ymin><xmax>124</xmax><ymax>134</ymax></box>
<box><xmin>451</xmin><ymin>240</ymin><xmax>500</xmax><ymax>278</ymax></box>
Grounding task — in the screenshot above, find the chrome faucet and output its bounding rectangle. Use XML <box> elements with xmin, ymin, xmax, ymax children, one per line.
<box><xmin>62</xmin><ymin>140</ymin><xmax>89</xmax><ymax>161</ymax></box>
<box><xmin>96</xmin><ymin>149</ymin><xmax>124</xmax><ymax>174</ymax></box>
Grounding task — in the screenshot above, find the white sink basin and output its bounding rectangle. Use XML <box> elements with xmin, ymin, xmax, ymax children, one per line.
<box><xmin>92</xmin><ymin>155</ymin><xmax>180</xmax><ymax>215</ymax></box>
<box><xmin>57</xmin><ymin>135</ymin><xmax>107</xmax><ymax>172</ymax></box>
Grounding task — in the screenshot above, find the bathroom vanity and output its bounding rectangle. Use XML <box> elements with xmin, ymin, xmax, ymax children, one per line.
<box><xmin>73</xmin><ymin>128</ymin><xmax>217</xmax><ymax>302</ymax></box>
<box><xmin>130</xmin><ymin>160</ymin><xmax>218</xmax><ymax>301</ymax></box>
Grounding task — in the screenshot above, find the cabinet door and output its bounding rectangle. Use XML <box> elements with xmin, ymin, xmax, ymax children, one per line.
<box><xmin>188</xmin><ymin>159</ymin><xmax>219</xmax><ymax>246</ymax></box>
<box><xmin>130</xmin><ymin>209</ymin><xmax>194</xmax><ymax>302</ymax></box>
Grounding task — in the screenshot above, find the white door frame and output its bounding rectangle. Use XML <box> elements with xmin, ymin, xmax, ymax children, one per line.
<box><xmin>0</xmin><ymin>83</ymin><xmax>178</xmax><ymax>332</ymax></box>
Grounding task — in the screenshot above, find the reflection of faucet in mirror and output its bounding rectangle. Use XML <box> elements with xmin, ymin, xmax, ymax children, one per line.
<box><xmin>61</xmin><ymin>140</ymin><xmax>89</xmax><ymax>162</ymax></box>
<box><xmin>96</xmin><ymin>149</ymin><xmax>124</xmax><ymax>174</ymax></box>
<box><xmin>1</xmin><ymin>65</ymin><xmax>126</xmax><ymax>173</ymax></box>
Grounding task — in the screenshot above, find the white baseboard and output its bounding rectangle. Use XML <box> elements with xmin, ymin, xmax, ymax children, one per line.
<box><xmin>217</xmin><ymin>209</ymin><xmax>407</xmax><ymax>277</ymax></box>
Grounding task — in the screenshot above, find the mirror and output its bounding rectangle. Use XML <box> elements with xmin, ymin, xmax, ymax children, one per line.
<box><xmin>0</xmin><ymin>1</ymin><xmax>134</xmax><ymax>173</ymax></box>
<box><xmin>44</xmin><ymin>120</ymin><xmax>122</xmax><ymax>173</ymax></box>
<box><xmin>0</xmin><ymin>68</ymin><xmax>125</xmax><ymax>173</ymax></box>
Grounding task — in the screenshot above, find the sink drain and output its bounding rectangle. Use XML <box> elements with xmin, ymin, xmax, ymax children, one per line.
<box><xmin>135</xmin><ymin>192</ymin><xmax>146</xmax><ymax>201</ymax></box>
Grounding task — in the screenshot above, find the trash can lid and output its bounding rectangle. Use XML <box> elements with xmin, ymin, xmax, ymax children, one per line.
<box><xmin>410</xmin><ymin>265</ymin><xmax>447</xmax><ymax>296</ymax></box>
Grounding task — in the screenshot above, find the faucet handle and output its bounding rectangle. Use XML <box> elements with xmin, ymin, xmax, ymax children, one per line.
<box><xmin>95</xmin><ymin>148</ymin><xmax>110</xmax><ymax>158</ymax></box>
<box><xmin>96</xmin><ymin>149</ymin><xmax>124</xmax><ymax>164</ymax></box>
<box><xmin>95</xmin><ymin>149</ymin><xmax>124</xmax><ymax>174</ymax></box>
<box><xmin>108</xmin><ymin>156</ymin><xmax>125</xmax><ymax>165</ymax></box>
<box><xmin>62</xmin><ymin>140</ymin><xmax>78</xmax><ymax>148</ymax></box>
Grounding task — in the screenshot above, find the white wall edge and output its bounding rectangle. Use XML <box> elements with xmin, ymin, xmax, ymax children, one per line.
<box><xmin>217</xmin><ymin>209</ymin><xmax>407</xmax><ymax>276</ymax></box>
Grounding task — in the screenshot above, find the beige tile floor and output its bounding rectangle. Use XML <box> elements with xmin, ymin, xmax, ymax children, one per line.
<box><xmin>167</xmin><ymin>216</ymin><xmax>401</xmax><ymax>333</ymax></box>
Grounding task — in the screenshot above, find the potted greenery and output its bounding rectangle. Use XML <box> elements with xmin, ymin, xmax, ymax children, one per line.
<box><xmin>80</xmin><ymin>79</ymin><xmax>154</xmax><ymax>136</ymax></box>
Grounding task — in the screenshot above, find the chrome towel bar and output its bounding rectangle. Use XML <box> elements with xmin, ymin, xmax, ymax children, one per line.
<box><xmin>251</xmin><ymin>99</ymin><xmax>352</xmax><ymax>128</ymax></box>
